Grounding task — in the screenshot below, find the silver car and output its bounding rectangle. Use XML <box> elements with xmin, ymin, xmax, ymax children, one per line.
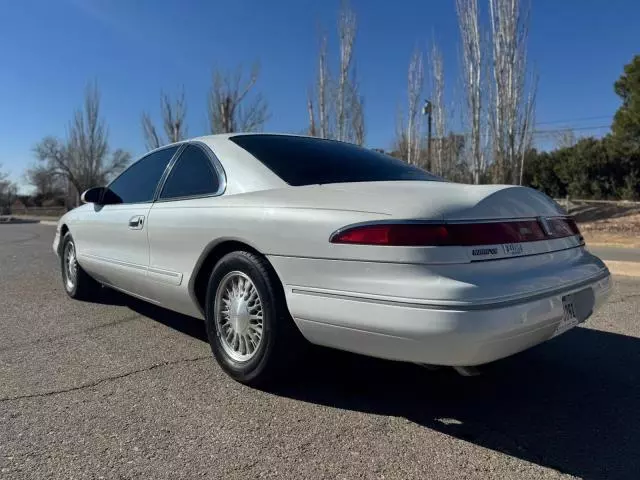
<box><xmin>54</xmin><ymin>134</ymin><xmax>612</xmax><ymax>385</ymax></box>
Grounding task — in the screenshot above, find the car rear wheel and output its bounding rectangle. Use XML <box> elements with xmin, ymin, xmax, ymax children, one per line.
<box><xmin>205</xmin><ymin>250</ymin><xmax>302</xmax><ymax>386</ymax></box>
<box><xmin>60</xmin><ymin>232</ymin><xmax>101</xmax><ymax>300</ymax></box>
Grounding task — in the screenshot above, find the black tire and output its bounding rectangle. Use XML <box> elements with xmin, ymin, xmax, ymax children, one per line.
<box><xmin>60</xmin><ymin>232</ymin><xmax>101</xmax><ymax>300</ymax></box>
<box><xmin>205</xmin><ymin>251</ymin><xmax>302</xmax><ymax>386</ymax></box>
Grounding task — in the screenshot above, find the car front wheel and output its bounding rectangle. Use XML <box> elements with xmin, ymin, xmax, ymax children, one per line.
<box><xmin>60</xmin><ymin>232</ymin><xmax>100</xmax><ymax>300</ymax></box>
<box><xmin>205</xmin><ymin>251</ymin><xmax>302</xmax><ymax>386</ymax></box>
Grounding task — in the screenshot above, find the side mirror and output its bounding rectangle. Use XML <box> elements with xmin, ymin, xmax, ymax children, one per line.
<box><xmin>81</xmin><ymin>187</ymin><xmax>105</xmax><ymax>204</ymax></box>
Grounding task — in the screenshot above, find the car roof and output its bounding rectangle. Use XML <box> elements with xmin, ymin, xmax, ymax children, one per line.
<box><xmin>190</xmin><ymin>132</ymin><xmax>315</xmax><ymax>142</ymax></box>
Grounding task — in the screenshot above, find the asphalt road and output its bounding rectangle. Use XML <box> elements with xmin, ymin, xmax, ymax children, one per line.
<box><xmin>1</xmin><ymin>223</ymin><xmax>639</xmax><ymax>479</ymax></box>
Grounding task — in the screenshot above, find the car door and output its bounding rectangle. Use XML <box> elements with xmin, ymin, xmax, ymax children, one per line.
<box><xmin>75</xmin><ymin>145</ymin><xmax>182</xmax><ymax>300</ymax></box>
<box><xmin>145</xmin><ymin>142</ymin><xmax>225</xmax><ymax>316</ymax></box>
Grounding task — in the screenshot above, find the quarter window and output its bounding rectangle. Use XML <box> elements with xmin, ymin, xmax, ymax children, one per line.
<box><xmin>104</xmin><ymin>146</ymin><xmax>179</xmax><ymax>204</ymax></box>
<box><xmin>159</xmin><ymin>145</ymin><xmax>220</xmax><ymax>200</ymax></box>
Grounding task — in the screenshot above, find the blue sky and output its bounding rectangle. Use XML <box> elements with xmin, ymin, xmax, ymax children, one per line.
<box><xmin>1</xmin><ymin>0</ymin><xmax>638</xmax><ymax>190</ymax></box>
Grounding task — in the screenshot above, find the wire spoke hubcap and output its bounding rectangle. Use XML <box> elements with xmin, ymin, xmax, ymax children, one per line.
<box><xmin>64</xmin><ymin>242</ymin><xmax>78</xmax><ymax>291</ymax></box>
<box><xmin>215</xmin><ymin>271</ymin><xmax>264</xmax><ymax>362</ymax></box>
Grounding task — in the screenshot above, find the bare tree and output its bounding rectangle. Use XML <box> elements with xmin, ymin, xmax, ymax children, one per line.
<box><xmin>307</xmin><ymin>91</ymin><xmax>317</xmax><ymax>137</ymax></box>
<box><xmin>406</xmin><ymin>48</ymin><xmax>424</xmax><ymax>165</ymax></box>
<box><xmin>336</xmin><ymin>1</ymin><xmax>356</xmax><ymax>142</ymax></box>
<box><xmin>141</xmin><ymin>112</ymin><xmax>161</xmax><ymax>151</ymax></box>
<box><xmin>308</xmin><ymin>34</ymin><xmax>332</xmax><ymax>138</ymax></box>
<box><xmin>352</xmin><ymin>88</ymin><xmax>365</xmax><ymax>146</ymax></box>
<box><xmin>25</xmin><ymin>164</ymin><xmax>64</xmax><ymax>198</ymax></box>
<box><xmin>518</xmin><ymin>78</ymin><xmax>537</xmax><ymax>185</ymax></box>
<box><xmin>456</xmin><ymin>0</ymin><xmax>484</xmax><ymax>184</ymax></box>
<box><xmin>555</xmin><ymin>128</ymin><xmax>577</xmax><ymax>149</ymax></box>
<box><xmin>308</xmin><ymin>1</ymin><xmax>365</xmax><ymax>144</ymax></box>
<box><xmin>0</xmin><ymin>167</ymin><xmax>8</xmax><ymax>191</ymax></box>
<box><xmin>393</xmin><ymin>106</ymin><xmax>410</xmax><ymax>161</ymax></box>
<box><xmin>443</xmin><ymin>133</ymin><xmax>470</xmax><ymax>182</ymax></box>
<box><xmin>429</xmin><ymin>42</ymin><xmax>447</xmax><ymax>176</ymax></box>
<box><xmin>142</xmin><ymin>89</ymin><xmax>188</xmax><ymax>150</ymax></box>
<box><xmin>0</xmin><ymin>165</ymin><xmax>17</xmax><ymax>209</ymax></box>
<box><xmin>208</xmin><ymin>64</ymin><xmax>269</xmax><ymax>134</ymax></box>
<box><xmin>488</xmin><ymin>0</ymin><xmax>536</xmax><ymax>185</ymax></box>
<box><xmin>317</xmin><ymin>34</ymin><xmax>330</xmax><ymax>138</ymax></box>
<box><xmin>394</xmin><ymin>48</ymin><xmax>423</xmax><ymax>165</ymax></box>
<box><xmin>33</xmin><ymin>82</ymin><xmax>131</xmax><ymax>205</ymax></box>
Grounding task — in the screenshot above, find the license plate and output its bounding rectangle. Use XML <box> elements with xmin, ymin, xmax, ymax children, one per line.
<box><xmin>502</xmin><ymin>243</ymin><xmax>524</xmax><ymax>256</ymax></box>
<box><xmin>552</xmin><ymin>288</ymin><xmax>595</xmax><ymax>338</ymax></box>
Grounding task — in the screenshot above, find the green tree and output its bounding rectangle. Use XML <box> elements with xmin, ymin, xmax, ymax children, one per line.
<box><xmin>557</xmin><ymin>138</ymin><xmax>615</xmax><ymax>199</ymax></box>
<box><xmin>608</xmin><ymin>56</ymin><xmax>640</xmax><ymax>199</ymax></box>
<box><xmin>612</xmin><ymin>55</ymin><xmax>640</xmax><ymax>148</ymax></box>
<box><xmin>522</xmin><ymin>56</ymin><xmax>640</xmax><ymax>200</ymax></box>
<box><xmin>606</xmin><ymin>135</ymin><xmax>640</xmax><ymax>200</ymax></box>
<box><xmin>522</xmin><ymin>149</ymin><xmax>564</xmax><ymax>198</ymax></box>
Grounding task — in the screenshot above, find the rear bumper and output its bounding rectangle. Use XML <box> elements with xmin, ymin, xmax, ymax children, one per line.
<box><xmin>285</xmin><ymin>271</ymin><xmax>612</xmax><ymax>366</ymax></box>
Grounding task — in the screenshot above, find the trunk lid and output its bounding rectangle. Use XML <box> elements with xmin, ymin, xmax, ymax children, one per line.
<box><xmin>320</xmin><ymin>181</ymin><xmax>565</xmax><ymax>220</ymax></box>
<box><xmin>320</xmin><ymin>181</ymin><xmax>582</xmax><ymax>264</ymax></box>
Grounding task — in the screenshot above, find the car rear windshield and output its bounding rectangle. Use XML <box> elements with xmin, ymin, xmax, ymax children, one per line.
<box><xmin>230</xmin><ymin>134</ymin><xmax>441</xmax><ymax>186</ymax></box>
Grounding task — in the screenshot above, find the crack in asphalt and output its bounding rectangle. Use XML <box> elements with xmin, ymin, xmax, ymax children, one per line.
<box><xmin>0</xmin><ymin>313</ymin><xmax>143</xmax><ymax>354</ymax></box>
<box><xmin>0</xmin><ymin>355</ymin><xmax>211</xmax><ymax>402</ymax></box>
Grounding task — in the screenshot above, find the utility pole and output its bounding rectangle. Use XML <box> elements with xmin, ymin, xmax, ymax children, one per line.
<box><xmin>423</xmin><ymin>100</ymin><xmax>432</xmax><ymax>170</ymax></box>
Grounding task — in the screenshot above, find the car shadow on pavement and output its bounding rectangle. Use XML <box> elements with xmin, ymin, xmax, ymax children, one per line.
<box><xmin>273</xmin><ymin>328</ymin><xmax>640</xmax><ymax>479</ymax></box>
<box><xmin>116</xmin><ymin>293</ymin><xmax>209</xmax><ymax>342</ymax></box>
<box><xmin>112</xmin><ymin>291</ymin><xmax>639</xmax><ymax>479</ymax></box>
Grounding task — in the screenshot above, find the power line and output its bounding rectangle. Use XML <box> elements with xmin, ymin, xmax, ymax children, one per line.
<box><xmin>471</xmin><ymin>124</ymin><xmax>611</xmax><ymax>138</ymax></box>
<box><xmin>418</xmin><ymin>123</ymin><xmax>612</xmax><ymax>140</ymax></box>
<box><xmin>534</xmin><ymin>115</ymin><xmax>613</xmax><ymax>126</ymax></box>
<box><xmin>532</xmin><ymin>124</ymin><xmax>611</xmax><ymax>135</ymax></box>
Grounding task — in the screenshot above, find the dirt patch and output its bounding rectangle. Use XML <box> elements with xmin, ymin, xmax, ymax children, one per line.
<box><xmin>580</xmin><ymin>214</ymin><xmax>640</xmax><ymax>247</ymax></box>
<box><xmin>582</xmin><ymin>232</ymin><xmax>640</xmax><ymax>248</ymax></box>
<box><xmin>568</xmin><ymin>202</ymin><xmax>640</xmax><ymax>248</ymax></box>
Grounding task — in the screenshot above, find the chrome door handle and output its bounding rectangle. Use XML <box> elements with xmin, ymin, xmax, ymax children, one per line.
<box><xmin>128</xmin><ymin>216</ymin><xmax>144</xmax><ymax>229</ymax></box>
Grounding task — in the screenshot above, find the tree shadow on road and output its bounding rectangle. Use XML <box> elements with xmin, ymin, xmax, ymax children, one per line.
<box><xmin>572</xmin><ymin>203</ymin><xmax>640</xmax><ymax>223</ymax></box>
<box><xmin>112</xmin><ymin>290</ymin><xmax>640</xmax><ymax>479</ymax></box>
<box><xmin>0</xmin><ymin>217</ymin><xmax>41</xmax><ymax>224</ymax></box>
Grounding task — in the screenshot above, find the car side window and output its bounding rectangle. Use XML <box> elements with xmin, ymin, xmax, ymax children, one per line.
<box><xmin>159</xmin><ymin>145</ymin><xmax>220</xmax><ymax>200</ymax></box>
<box><xmin>104</xmin><ymin>146</ymin><xmax>179</xmax><ymax>204</ymax></box>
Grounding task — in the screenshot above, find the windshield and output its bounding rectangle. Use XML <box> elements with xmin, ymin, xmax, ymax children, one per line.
<box><xmin>230</xmin><ymin>134</ymin><xmax>442</xmax><ymax>186</ymax></box>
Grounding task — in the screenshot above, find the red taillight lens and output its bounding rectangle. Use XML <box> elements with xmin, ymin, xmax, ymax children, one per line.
<box><xmin>447</xmin><ymin>221</ymin><xmax>547</xmax><ymax>245</ymax></box>
<box><xmin>330</xmin><ymin>220</ymin><xmax>551</xmax><ymax>246</ymax></box>
<box><xmin>331</xmin><ymin>224</ymin><xmax>450</xmax><ymax>246</ymax></box>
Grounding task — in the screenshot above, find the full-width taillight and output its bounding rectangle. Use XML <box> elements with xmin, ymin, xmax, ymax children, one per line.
<box><xmin>330</xmin><ymin>218</ymin><xmax>579</xmax><ymax>246</ymax></box>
